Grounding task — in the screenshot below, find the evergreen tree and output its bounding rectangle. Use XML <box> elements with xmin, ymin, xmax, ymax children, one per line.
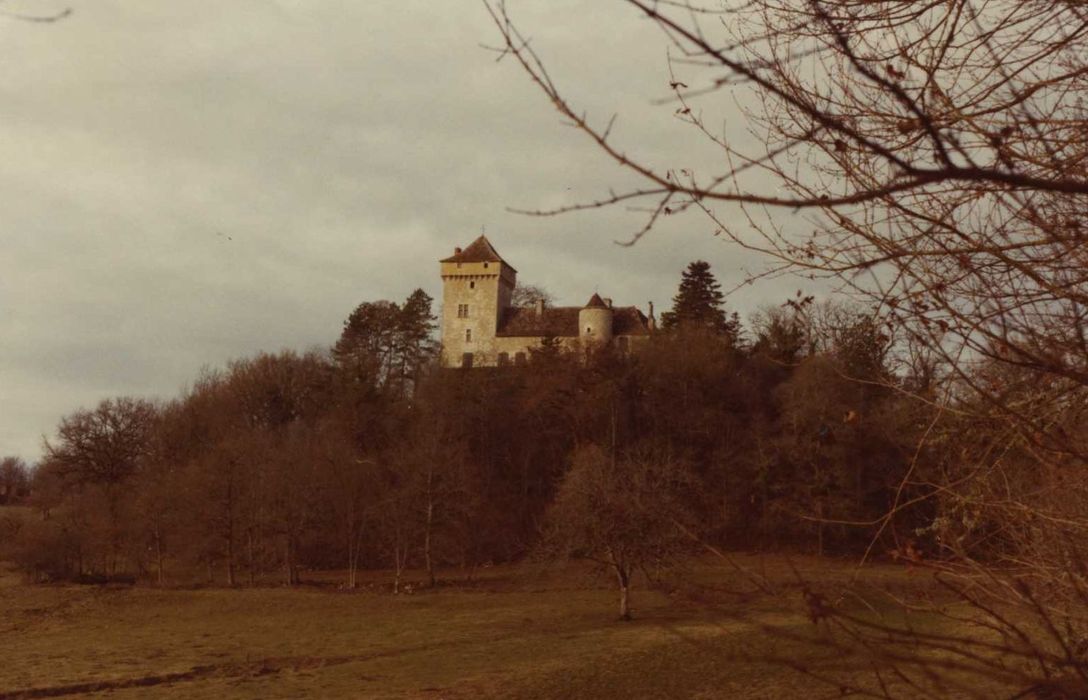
<box><xmin>332</xmin><ymin>289</ymin><xmax>437</xmax><ymax>396</ymax></box>
<box><xmin>396</xmin><ymin>289</ymin><xmax>438</xmax><ymax>391</ymax></box>
<box><xmin>333</xmin><ymin>300</ymin><xmax>402</xmax><ymax>388</ymax></box>
<box><xmin>661</xmin><ymin>260</ymin><xmax>739</xmax><ymax>340</ymax></box>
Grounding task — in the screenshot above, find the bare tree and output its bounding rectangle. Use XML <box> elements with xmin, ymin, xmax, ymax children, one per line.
<box><xmin>543</xmin><ymin>445</ymin><xmax>697</xmax><ymax>619</ymax></box>
<box><xmin>398</xmin><ymin>426</ymin><xmax>474</xmax><ymax>589</ymax></box>
<box><xmin>487</xmin><ymin>0</ymin><xmax>1088</xmax><ymax>402</ymax></box>
<box><xmin>510</xmin><ymin>282</ymin><xmax>555</xmax><ymax>309</ymax></box>
<box><xmin>314</xmin><ymin>419</ymin><xmax>378</xmax><ymax>590</ymax></box>
<box><xmin>43</xmin><ymin>397</ymin><xmax>157</xmax><ymax>575</ymax></box>
<box><xmin>0</xmin><ymin>456</ymin><xmax>30</xmax><ymax>504</ymax></box>
<box><xmin>373</xmin><ymin>463</ymin><xmax>418</xmax><ymax>594</ymax></box>
<box><xmin>489</xmin><ymin>0</ymin><xmax>1088</xmax><ymax>693</ymax></box>
<box><xmin>45</xmin><ymin>397</ymin><xmax>157</xmax><ymax>487</ymax></box>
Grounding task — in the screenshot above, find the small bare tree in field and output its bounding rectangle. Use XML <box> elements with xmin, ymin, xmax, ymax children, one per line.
<box><xmin>489</xmin><ymin>0</ymin><xmax>1088</xmax><ymax>694</ymax></box>
<box><xmin>543</xmin><ymin>445</ymin><xmax>697</xmax><ymax>620</ymax></box>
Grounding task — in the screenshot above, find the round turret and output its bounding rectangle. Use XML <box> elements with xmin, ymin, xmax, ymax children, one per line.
<box><xmin>579</xmin><ymin>293</ymin><xmax>613</xmax><ymax>345</ymax></box>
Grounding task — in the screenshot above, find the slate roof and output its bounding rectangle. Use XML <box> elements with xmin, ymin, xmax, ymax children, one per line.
<box><xmin>440</xmin><ymin>235</ymin><xmax>516</xmax><ymax>272</ymax></box>
<box><xmin>613</xmin><ymin>307</ymin><xmax>652</xmax><ymax>336</ymax></box>
<box><xmin>497</xmin><ymin>305</ymin><xmax>651</xmax><ymax>337</ymax></box>
<box><xmin>497</xmin><ymin>307</ymin><xmax>578</xmax><ymax>337</ymax></box>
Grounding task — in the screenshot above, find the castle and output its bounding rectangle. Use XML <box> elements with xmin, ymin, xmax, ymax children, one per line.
<box><xmin>439</xmin><ymin>236</ymin><xmax>655</xmax><ymax>368</ymax></box>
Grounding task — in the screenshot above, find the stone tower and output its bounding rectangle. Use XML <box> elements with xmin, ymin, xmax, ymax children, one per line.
<box><xmin>439</xmin><ymin>235</ymin><xmax>517</xmax><ymax>368</ymax></box>
<box><xmin>579</xmin><ymin>293</ymin><xmax>614</xmax><ymax>346</ymax></box>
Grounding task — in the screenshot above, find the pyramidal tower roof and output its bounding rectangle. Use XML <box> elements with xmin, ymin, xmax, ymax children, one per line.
<box><xmin>583</xmin><ymin>293</ymin><xmax>608</xmax><ymax>309</ymax></box>
<box><xmin>440</xmin><ymin>235</ymin><xmax>515</xmax><ymax>271</ymax></box>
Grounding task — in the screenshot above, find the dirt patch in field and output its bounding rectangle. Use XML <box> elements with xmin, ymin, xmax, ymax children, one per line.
<box><xmin>0</xmin><ymin>631</ymin><xmax>534</xmax><ymax>699</ymax></box>
<box><xmin>0</xmin><ymin>655</ymin><xmax>366</xmax><ymax>698</ymax></box>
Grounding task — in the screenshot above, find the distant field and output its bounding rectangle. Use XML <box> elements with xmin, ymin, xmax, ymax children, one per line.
<box><xmin>0</xmin><ymin>556</ymin><xmax>976</xmax><ymax>699</ymax></box>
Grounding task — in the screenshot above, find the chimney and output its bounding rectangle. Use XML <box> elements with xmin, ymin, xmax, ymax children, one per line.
<box><xmin>603</xmin><ymin>298</ymin><xmax>612</xmax><ymax>309</ymax></box>
<box><xmin>454</xmin><ymin>246</ymin><xmax>462</xmax><ymax>255</ymax></box>
<box><xmin>536</xmin><ymin>298</ymin><xmax>545</xmax><ymax>316</ymax></box>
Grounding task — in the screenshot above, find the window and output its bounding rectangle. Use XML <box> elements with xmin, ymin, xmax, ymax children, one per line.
<box><xmin>469</xmin><ymin>281</ymin><xmax>475</xmax><ymax>289</ymax></box>
<box><xmin>461</xmin><ymin>352</ymin><xmax>473</xmax><ymax>368</ymax></box>
<box><xmin>457</xmin><ymin>304</ymin><xmax>470</xmax><ymax>318</ymax></box>
<box><xmin>514</xmin><ymin>352</ymin><xmax>527</xmax><ymax>367</ymax></box>
<box><xmin>465</xmin><ymin>329</ymin><xmax>472</xmax><ymax>342</ymax></box>
<box><xmin>497</xmin><ymin>352</ymin><xmax>510</xmax><ymax>366</ymax></box>
<box><xmin>483</xmin><ymin>262</ymin><xmax>489</xmax><ymax>269</ymax></box>
<box><xmin>585</xmin><ymin>326</ymin><xmax>592</xmax><ymax>335</ymax></box>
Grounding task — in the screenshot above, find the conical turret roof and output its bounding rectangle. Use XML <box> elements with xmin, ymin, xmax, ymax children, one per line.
<box><xmin>583</xmin><ymin>293</ymin><xmax>608</xmax><ymax>309</ymax></box>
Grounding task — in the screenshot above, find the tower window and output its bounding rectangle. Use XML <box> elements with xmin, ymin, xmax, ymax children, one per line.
<box><xmin>465</xmin><ymin>329</ymin><xmax>472</xmax><ymax>342</ymax></box>
<box><xmin>498</xmin><ymin>352</ymin><xmax>510</xmax><ymax>366</ymax></box>
<box><xmin>469</xmin><ymin>281</ymin><xmax>475</xmax><ymax>289</ymax></box>
<box><xmin>461</xmin><ymin>352</ymin><xmax>473</xmax><ymax>368</ymax></box>
<box><xmin>483</xmin><ymin>262</ymin><xmax>489</xmax><ymax>269</ymax></box>
<box><xmin>457</xmin><ymin>304</ymin><xmax>469</xmax><ymax>318</ymax></box>
<box><xmin>586</xmin><ymin>326</ymin><xmax>592</xmax><ymax>335</ymax></box>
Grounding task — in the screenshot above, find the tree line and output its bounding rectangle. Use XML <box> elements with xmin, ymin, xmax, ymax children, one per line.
<box><xmin>1</xmin><ymin>263</ymin><xmax>984</xmax><ymax>597</ymax></box>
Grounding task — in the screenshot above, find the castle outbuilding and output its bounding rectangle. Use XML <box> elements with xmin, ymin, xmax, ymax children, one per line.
<box><xmin>439</xmin><ymin>236</ymin><xmax>654</xmax><ymax>368</ymax></box>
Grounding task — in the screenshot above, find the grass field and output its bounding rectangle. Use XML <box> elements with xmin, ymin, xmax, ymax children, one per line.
<box><xmin>0</xmin><ymin>556</ymin><xmax>962</xmax><ymax>699</ymax></box>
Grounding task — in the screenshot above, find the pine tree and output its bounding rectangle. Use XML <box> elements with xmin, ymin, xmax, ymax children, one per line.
<box><xmin>333</xmin><ymin>289</ymin><xmax>437</xmax><ymax>395</ymax></box>
<box><xmin>396</xmin><ymin>289</ymin><xmax>438</xmax><ymax>391</ymax></box>
<box><xmin>661</xmin><ymin>260</ymin><xmax>739</xmax><ymax>339</ymax></box>
<box><xmin>333</xmin><ymin>300</ymin><xmax>402</xmax><ymax>388</ymax></box>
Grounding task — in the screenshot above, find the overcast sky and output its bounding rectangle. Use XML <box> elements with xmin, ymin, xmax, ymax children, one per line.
<box><xmin>1</xmin><ymin>0</ymin><xmax>809</xmax><ymax>462</ymax></box>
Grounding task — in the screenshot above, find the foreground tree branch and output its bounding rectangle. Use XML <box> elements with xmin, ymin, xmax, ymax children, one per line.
<box><xmin>488</xmin><ymin>0</ymin><xmax>1088</xmax><ymax>695</ymax></box>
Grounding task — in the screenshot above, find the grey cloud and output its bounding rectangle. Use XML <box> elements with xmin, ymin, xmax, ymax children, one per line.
<box><xmin>1</xmin><ymin>0</ymin><xmax>811</xmax><ymax>461</ymax></box>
